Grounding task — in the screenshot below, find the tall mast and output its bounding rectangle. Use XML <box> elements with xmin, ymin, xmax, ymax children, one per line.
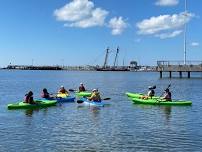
<box><xmin>183</xmin><ymin>0</ymin><xmax>187</xmax><ymax>65</ymax></box>
<box><xmin>113</xmin><ymin>47</ymin><xmax>119</xmax><ymax>67</ymax></box>
<box><xmin>103</xmin><ymin>47</ymin><xmax>109</xmax><ymax>68</ymax></box>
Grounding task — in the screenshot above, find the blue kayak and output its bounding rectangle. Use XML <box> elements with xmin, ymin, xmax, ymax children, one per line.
<box><xmin>56</xmin><ymin>96</ymin><xmax>75</xmax><ymax>102</ymax></box>
<box><xmin>77</xmin><ymin>98</ymin><xmax>106</xmax><ymax>107</ymax></box>
<box><xmin>41</xmin><ymin>96</ymin><xmax>75</xmax><ymax>103</ymax></box>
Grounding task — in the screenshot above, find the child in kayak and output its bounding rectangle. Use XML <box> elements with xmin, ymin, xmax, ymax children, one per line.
<box><xmin>161</xmin><ymin>88</ymin><xmax>172</xmax><ymax>101</ymax></box>
<box><xmin>24</xmin><ymin>91</ymin><xmax>36</xmax><ymax>104</ymax></box>
<box><xmin>88</xmin><ymin>89</ymin><xmax>101</xmax><ymax>102</ymax></box>
<box><xmin>79</xmin><ymin>83</ymin><xmax>86</xmax><ymax>92</ymax></box>
<box><xmin>141</xmin><ymin>86</ymin><xmax>156</xmax><ymax>99</ymax></box>
<box><xmin>58</xmin><ymin>86</ymin><xmax>69</xmax><ymax>94</ymax></box>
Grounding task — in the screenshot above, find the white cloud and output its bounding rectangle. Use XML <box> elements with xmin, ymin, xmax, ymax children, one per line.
<box><xmin>54</xmin><ymin>0</ymin><xmax>108</xmax><ymax>28</ymax></box>
<box><xmin>136</xmin><ymin>12</ymin><xmax>194</xmax><ymax>39</ymax></box>
<box><xmin>155</xmin><ymin>0</ymin><xmax>179</xmax><ymax>6</ymax></box>
<box><xmin>191</xmin><ymin>42</ymin><xmax>199</xmax><ymax>47</ymax></box>
<box><xmin>108</xmin><ymin>17</ymin><xmax>127</xmax><ymax>35</ymax></box>
<box><xmin>155</xmin><ymin>30</ymin><xmax>182</xmax><ymax>39</ymax></box>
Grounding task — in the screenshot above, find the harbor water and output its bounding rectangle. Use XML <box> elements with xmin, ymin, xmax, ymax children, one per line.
<box><xmin>0</xmin><ymin>70</ymin><xmax>202</xmax><ymax>151</ymax></box>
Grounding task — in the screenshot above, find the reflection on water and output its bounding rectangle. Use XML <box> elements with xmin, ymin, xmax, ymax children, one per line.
<box><xmin>90</xmin><ymin>107</ymin><xmax>100</xmax><ymax>118</ymax></box>
<box><xmin>25</xmin><ymin>109</ymin><xmax>36</xmax><ymax>116</ymax></box>
<box><xmin>162</xmin><ymin>106</ymin><xmax>172</xmax><ymax>122</ymax></box>
<box><xmin>133</xmin><ymin>104</ymin><xmax>172</xmax><ymax>122</ymax></box>
<box><xmin>24</xmin><ymin>108</ymin><xmax>51</xmax><ymax>117</ymax></box>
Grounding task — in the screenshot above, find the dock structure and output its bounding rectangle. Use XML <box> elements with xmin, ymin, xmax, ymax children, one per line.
<box><xmin>157</xmin><ymin>61</ymin><xmax>202</xmax><ymax>78</ymax></box>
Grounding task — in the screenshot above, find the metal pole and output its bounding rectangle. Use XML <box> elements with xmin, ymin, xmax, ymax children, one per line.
<box><xmin>103</xmin><ymin>47</ymin><xmax>109</xmax><ymax>68</ymax></box>
<box><xmin>183</xmin><ymin>0</ymin><xmax>187</xmax><ymax>65</ymax></box>
<box><xmin>113</xmin><ymin>47</ymin><xmax>119</xmax><ymax>67</ymax></box>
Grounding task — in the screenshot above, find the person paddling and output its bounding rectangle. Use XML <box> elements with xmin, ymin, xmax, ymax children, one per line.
<box><xmin>24</xmin><ymin>91</ymin><xmax>36</xmax><ymax>104</ymax></box>
<box><xmin>41</xmin><ymin>88</ymin><xmax>54</xmax><ymax>99</ymax></box>
<box><xmin>88</xmin><ymin>89</ymin><xmax>101</xmax><ymax>102</ymax></box>
<box><xmin>58</xmin><ymin>86</ymin><xmax>68</xmax><ymax>94</ymax></box>
<box><xmin>141</xmin><ymin>86</ymin><xmax>156</xmax><ymax>99</ymax></box>
<box><xmin>79</xmin><ymin>83</ymin><xmax>86</xmax><ymax>92</ymax></box>
<box><xmin>161</xmin><ymin>88</ymin><xmax>172</xmax><ymax>101</ymax></box>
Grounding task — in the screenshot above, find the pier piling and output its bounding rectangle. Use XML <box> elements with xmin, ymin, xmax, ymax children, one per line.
<box><xmin>157</xmin><ymin>61</ymin><xmax>202</xmax><ymax>78</ymax></box>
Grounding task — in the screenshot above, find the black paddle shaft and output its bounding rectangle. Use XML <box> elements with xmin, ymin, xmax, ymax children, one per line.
<box><xmin>160</xmin><ymin>84</ymin><xmax>171</xmax><ymax>97</ymax></box>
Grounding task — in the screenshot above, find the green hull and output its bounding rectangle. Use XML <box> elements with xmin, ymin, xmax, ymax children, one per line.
<box><xmin>7</xmin><ymin>100</ymin><xmax>57</xmax><ymax>110</ymax></box>
<box><xmin>125</xmin><ymin>92</ymin><xmax>159</xmax><ymax>99</ymax></box>
<box><xmin>75</xmin><ymin>91</ymin><xmax>91</xmax><ymax>97</ymax></box>
<box><xmin>131</xmin><ymin>98</ymin><xmax>192</xmax><ymax>106</ymax></box>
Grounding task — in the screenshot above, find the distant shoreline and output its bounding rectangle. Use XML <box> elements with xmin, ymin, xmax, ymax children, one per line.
<box><xmin>1</xmin><ymin>65</ymin><xmax>157</xmax><ymax>72</ymax></box>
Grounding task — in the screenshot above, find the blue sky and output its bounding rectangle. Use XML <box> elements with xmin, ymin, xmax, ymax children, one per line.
<box><xmin>0</xmin><ymin>0</ymin><xmax>201</xmax><ymax>67</ymax></box>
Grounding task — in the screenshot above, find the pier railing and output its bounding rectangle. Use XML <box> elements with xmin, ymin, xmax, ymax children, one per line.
<box><xmin>157</xmin><ymin>60</ymin><xmax>202</xmax><ymax>78</ymax></box>
<box><xmin>157</xmin><ymin>60</ymin><xmax>202</xmax><ymax>72</ymax></box>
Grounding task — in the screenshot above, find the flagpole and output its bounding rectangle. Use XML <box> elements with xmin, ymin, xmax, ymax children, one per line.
<box><xmin>183</xmin><ymin>0</ymin><xmax>187</xmax><ymax>65</ymax></box>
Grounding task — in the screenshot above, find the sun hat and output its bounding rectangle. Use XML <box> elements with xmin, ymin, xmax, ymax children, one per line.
<box><xmin>92</xmin><ymin>89</ymin><xmax>97</xmax><ymax>92</ymax></box>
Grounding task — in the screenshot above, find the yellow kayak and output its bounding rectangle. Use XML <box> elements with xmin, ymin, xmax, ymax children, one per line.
<box><xmin>56</xmin><ymin>93</ymin><xmax>69</xmax><ymax>98</ymax></box>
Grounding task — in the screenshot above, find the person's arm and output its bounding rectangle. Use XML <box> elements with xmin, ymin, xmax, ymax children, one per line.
<box><xmin>98</xmin><ymin>95</ymin><xmax>101</xmax><ymax>101</ymax></box>
<box><xmin>65</xmin><ymin>89</ymin><xmax>69</xmax><ymax>94</ymax></box>
<box><xmin>88</xmin><ymin>93</ymin><xmax>94</xmax><ymax>100</ymax></box>
<box><xmin>24</xmin><ymin>95</ymin><xmax>28</xmax><ymax>103</ymax></box>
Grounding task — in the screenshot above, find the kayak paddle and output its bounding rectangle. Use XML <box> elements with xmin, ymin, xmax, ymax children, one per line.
<box><xmin>69</xmin><ymin>89</ymin><xmax>76</xmax><ymax>92</ymax></box>
<box><xmin>102</xmin><ymin>98</ymin><xmax>111</xmax><ymax>100</ymax></box>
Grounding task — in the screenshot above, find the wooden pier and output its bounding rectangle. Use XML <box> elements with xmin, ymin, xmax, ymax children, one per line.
<box><xmin>157</xmin><ymin>61</ymin><xmax>202</xmax><ymax>78</ymax></box>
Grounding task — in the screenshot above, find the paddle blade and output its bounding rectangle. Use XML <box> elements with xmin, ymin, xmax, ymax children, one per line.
<box><xmin>102</xmin><ymin>98</ymin><xmax>111</xmax><ymax>100</ymax></box>
<box><xmin>77</xmin><ymin>100</ymin><xmax>84</xmax><ymax>104</ymax></box>
<box><xmin>69</xmin><ymin>89</ymin><xmax>76</xmax><ymax>92</ymax></box>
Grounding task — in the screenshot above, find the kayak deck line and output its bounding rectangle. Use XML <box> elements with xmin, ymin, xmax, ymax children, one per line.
<box><xmin>131</xmin><ymin>98</ymin><xmax>192</xmax><ymax>106</ymax></box>
<box><xmin>7</xmin><ymin>100</ymin><xmax>57</xmax><ymax>110</ymax></box>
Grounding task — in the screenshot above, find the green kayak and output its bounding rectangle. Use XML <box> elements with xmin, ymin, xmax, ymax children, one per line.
<box><xmin>7</xmin><ymin>100</ymin><xmax>57</xmax><ymax>110</ymax></box>
<box><xmin>131</xmin><ymin>98</ymin><xmax>192</xmax><ymax>106</ymax></box>
<box><xmin>75</xmin><ymin>91</ymin><xmax>91</xmax><ymax>97</ymax></box>
<box><xmin>125</xmin><ymin>92</ymin><xmax>159</xmax><ymax>99</ymax></box>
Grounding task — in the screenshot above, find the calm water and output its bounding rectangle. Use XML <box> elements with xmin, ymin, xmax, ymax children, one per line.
<box><xmin>0</xmin><ymin>70</ymin><xmax>202</xmax><ymax>152</ymax></box>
